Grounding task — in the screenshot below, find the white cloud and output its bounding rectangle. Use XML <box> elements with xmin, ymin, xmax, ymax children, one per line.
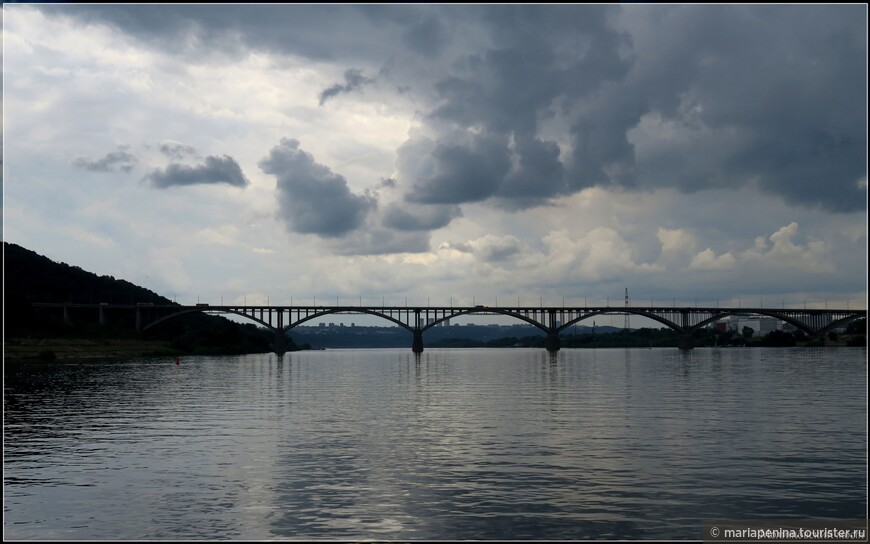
<box><xmin>690</xmin><ymin>248</ymin><xmax>736</xmax><ymax>271</ymax></box>
<box><xmin>658</xmin><ymin>227</ymin><xmax>697</xmax><ymax>253</ymax></box>
<box><xmin>742</xmin><ymin>222</ymin><xmax>833</xmax><ymax>273</ymax></box>
<box><xmin>194</xmin><ymin>225</ymin><xmax>241</xmax><ymax>247</ymax></box>
<box><xmin>540</xmin><ymin>227</ymin><xmax>662</xmax><ymax>283</ymax></box>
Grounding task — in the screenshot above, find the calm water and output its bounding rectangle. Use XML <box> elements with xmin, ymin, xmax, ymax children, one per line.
<box><xmin>4</xmin><ymin>348</ymin><xmax>867</xmax><ymax>540</ymax></box>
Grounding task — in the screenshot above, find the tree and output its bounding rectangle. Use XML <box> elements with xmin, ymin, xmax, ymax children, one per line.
<box><xmin>846</xmin><ymin>318</ymin><xmax>866</xmax><ymax>335</ymax></box>
<box><xmin>742</xmin><ymin>326</ymin><xmax>754</xmax><ymax>339</ymax></box>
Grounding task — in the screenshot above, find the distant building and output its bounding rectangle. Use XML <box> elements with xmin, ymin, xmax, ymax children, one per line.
<box><xmin>721</xmin><ymin>315</ymin><xmax>782</xmax><ymax>333</ymax></box>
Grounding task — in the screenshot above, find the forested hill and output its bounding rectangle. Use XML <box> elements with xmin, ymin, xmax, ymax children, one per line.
<box><xmin>4</xmin><ymin>242</ymin><xmax>291</xmax><ymax>354</ymax></box>
<box><xmin>4</xmin><ymin>242</ymin><xmax>170</xmax><ymax>306</ymax></box>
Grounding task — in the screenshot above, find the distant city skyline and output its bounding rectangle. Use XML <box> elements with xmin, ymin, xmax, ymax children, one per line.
<box><xmin>3</xmin><ymin>4</ymin><xmax>867</xmax><ymax>314</ymax></box>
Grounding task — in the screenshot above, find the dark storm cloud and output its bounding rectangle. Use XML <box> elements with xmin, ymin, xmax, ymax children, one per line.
<box><xmin>439</xmin><ymin>237</ymin><xmax>522</xmax><ymax>261</ymax></box>
<box><xmin>397</xmin><ymin>132</ymin><xmax>569</xmax><ymax>210</ymax></box>
<box><xmin>46</xmin><ymin>4</ymin><xmax>867</xmax><ymax>212</ymax></box>
<box><xmin>331</xmin><ymin>228</ymin><xmax>431</xmax><ymax>256</ymax></box>
<box><xmin>145</xmin><ymin>155</ymin><xmax>249</xmax><ymax>188</ymax></box>
<box><xmin>259</xmin><ymin>138</ymin><xmax>376</xmax><ymax>238</ymax></box>
<box><xmin>41</xmin><ymin>4</ymin><xmax>440</xmax><ymax>63</ymax></box>
<box><xmin>498</xmin><ymin>136</ymin><xmax>566</xmax><ymax>203</ymax></box>
<box><xmin>402</xmin><ymin>17</ymin><xmax>448</xmax><ymax>58</ymax></box>
<box><xmin>405</xmin><ymin>133</ymin><xmax>512</xmax><ymax>205</ymax></box>
<box><xmin>319</xmin><ymin>68</ymin><xmax>374</xmax><ymax>106</ymax></box>
<box><xmin>398</xmin><ymin>5</ymin><xmax>633</xmax><ymax>208</ymax></box>
<box><xmin>377</xmin><ymin>178</ymin><xmax>398</xmax><ymax>190</ymax></box>
<box><xmin>476</xmin><ymin>236</ymin><xmax>522</xmax><ymax>262</ymax></box>
<box><xmin>158</xmin><ymin>141</ymin><xmax>198</xmax><ymax>160</ymax></box>
<box><xmin>74</xmin><ymin>146</ymin><xmax>138</xmax><ymax>173</ymax></box>
<box><xmin>382</xmin><ymin>203</ymin><xmax>462</xmax><ymax>231</ymax></box>
<box><xmin>567</xmin><ymin>93</ymin><xmax>647</xmax><ymax>190</ymax></box>
<box><xmin>590</xmin><ymin>4</ymin><xmax>866</xmax><ymax>209</ymax></box>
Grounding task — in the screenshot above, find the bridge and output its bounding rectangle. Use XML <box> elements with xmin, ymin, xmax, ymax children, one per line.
<box><xmin>32</xmin><ymin>302</ymin><xmax>866</xmax><ymax>354</ymax></box>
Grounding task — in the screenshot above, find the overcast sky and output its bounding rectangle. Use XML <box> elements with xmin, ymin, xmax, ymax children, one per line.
<box><xmin>3</xmin><ymin>4</ymin><xmax>867</xmax><ymax>313</ymax></box>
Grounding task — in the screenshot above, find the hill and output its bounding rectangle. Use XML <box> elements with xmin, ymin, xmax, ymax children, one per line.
<box><xmin>3</xmin><ymin>242</ymin><xmax>298</xmax><ymax>357</ymax></box>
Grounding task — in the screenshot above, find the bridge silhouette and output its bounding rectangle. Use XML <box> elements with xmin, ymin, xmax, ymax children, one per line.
<box><xmin>33</xmin><ymin>302</ymin><xmax>866</xmax><ymax>354</ymax></box>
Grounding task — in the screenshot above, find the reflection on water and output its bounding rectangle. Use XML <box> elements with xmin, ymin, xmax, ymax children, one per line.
<box><xmin>4</xmin><ymin>348</ymin><xmax>867</xmax><ymax>540</ymax></box>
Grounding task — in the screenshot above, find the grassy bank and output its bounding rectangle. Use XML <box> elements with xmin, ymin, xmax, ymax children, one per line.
<box><xmin>4</xmin><ymin>337</ymin><xmax>178</xmax><ymax>361</ymax></box>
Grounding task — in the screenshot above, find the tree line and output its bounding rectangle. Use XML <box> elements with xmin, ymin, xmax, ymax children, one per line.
<box><xmin>4</xmin><ymin>242</ymin><xmax>302</xmax><ymax>355</ymax></box>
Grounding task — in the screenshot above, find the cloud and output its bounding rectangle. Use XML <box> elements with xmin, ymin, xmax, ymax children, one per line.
<box><xmin>377</xmin><ymin>177</ymin><xmax>398</xmax><ymax>190</ymax></box>
<box><xmin>158</xmin><ymin>141</ymin><xmax>199</xmax><ymax>160</ymax></box>
<box><xmin>438</xmin><ymin>241</ymin><xmax>473</xmax><ymax>254</ymax></box>
<box><xmin>259</xmin><ymin>138</ymin><xmax>376</xmax><ymax>238</ymax></box>
<box><xmin>73</xmin><ymin>146</ymin><xmax>138</xmax><ymax>173</ymax></box>
<box><xmin>329</xmin><ymin>227</ymin><xmax>431</xmax><ymax>256</ymax></box>
<box><xmin>618</xmin><ymin>5</ymin><xmax>866</xmax><ymax>211</ymax></box>
<box><xmin>690</xmin><ymin>248</ymin><xmax>736</xmax><ymax>271</ymax></box>
<box><xmin>742</xmin><ymin>222</ymin><xmax>833</xmax><ymax>273</ymax></box>
<box><xmin>438</xmin><ymin>235</ymin><xmax>523</xmax><ymax>262</ymax></box>
<box><xmin>6</xmin><ymin>4</ymin><xmax>865</xmax><ymax>307</ymax></box>
<box><xmin>496</xmin><ymin>136</ymin><xmax>566</xmax><ymax>206</ymax></box>
<box><xmin>145</xmin><ymin>155</ymin><xmax>250</xmax><ymax>188</ymax></box>
<box><xmin>381</xmin><ymin>202</ymin><xmax>462</xmax><ymax>231</ymax></box>
<box><xmin>403</xmin><ymin>133</ymin><xmax>512</xmax><ymax>205</ymax></box>
<box><xmin>47</xmin><ymin>5</ymin><xmax>866</xmax><ymax>213</ymax></box>
<box><xmin>657</xmin><ymin>227</ymin><xmax>697</xmax><ymax>253</ymax></box>
<box><xmin>470</xmin><ymin>234</ymin><xmax>523</xmax><ymax>262</ymax></box>
<box><xmin>541</xmin><ymin>227</ymin><xmax>662</xmax><ymax>283</ymax></box>
<box><xmin>402</xmin><ymin>16</ymin><xmax>448</xmax><ymax>58</ymax></box>
<box><xmin>318</xmin><ymin>68</ymin><xmax>374</xmax><ymax>106</ymax></box>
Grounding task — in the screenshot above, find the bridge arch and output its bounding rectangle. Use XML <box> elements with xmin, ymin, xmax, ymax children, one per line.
<box><xmin>685</xmin><ymin>309</ymin><xmax>856</xmax><ymax>336</ymax></box>
<box><xmin>557</xmin><ymin>309</ymin><xmax>683</xmax><ymax>333</ymax></box>
<box><xmin>283</xmin><ymin>308</ymin><xmax>413</xmax><ymax>332</ymax></box>
<box><xmin>820</xmin><ymin>314</ymin><xmax>865</xmax><ymax>335</ymax></box>
<box><xmin>142</xmin><ymin>308</ymin><xmax>276</xmax><ymax>332</ymax></box>
<box><xmin>421</xmin><ymin>308</ymin><xmax>552</xmax><ymax>334</ymax></box>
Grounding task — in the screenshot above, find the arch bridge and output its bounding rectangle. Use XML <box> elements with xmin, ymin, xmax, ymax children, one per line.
<box><xmin>32</xmin><ymin>302</ymin><xmax>867</xmax><ymax>354</ymax></box>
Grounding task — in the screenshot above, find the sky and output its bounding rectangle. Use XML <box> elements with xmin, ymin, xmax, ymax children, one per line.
<box><xmin>3</xmin><ymin>4</ymin><xmax>867</xmax><ymax>317</ymax></box>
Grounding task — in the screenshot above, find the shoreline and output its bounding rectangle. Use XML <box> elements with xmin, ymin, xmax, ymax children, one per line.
<box><xmin>4</xmin><ymin>337</ymin><xmax>177</xmax><ymax>361</ymax></box>
<box><xmin>5</xmin><ymin>336</ymin><xmax>864</xmax><ymax>363</ymax></box>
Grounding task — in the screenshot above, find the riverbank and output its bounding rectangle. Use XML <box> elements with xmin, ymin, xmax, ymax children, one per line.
<box><xmin>4</xmin><ymin>337</ymin><xmax>177</xmax><ymax>361</ymax></box>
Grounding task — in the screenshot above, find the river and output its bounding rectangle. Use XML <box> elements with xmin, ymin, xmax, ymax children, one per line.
<box><xmin>3</xmin><ymin>347</ymin><xmax>866</xmax><ymax>540</ymax></box>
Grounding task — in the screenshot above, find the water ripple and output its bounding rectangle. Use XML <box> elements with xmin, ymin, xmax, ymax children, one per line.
<box><xmin>4</xmin><ymin>348</ymin><xmax>866</xmax><ymax>540</ymax></box>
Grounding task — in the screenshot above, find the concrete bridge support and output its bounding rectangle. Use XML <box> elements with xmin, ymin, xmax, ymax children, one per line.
<box><xmin>273</xmin><ymin>328</ymin><xmax>288</xmax><ymax>355</ymax></box>
<box><xmin>678</xmin><ymin>332</ymin><xmax>694</xmax><ymax>351</ymax></box>
<box><xmin>412</xmin><ymin>329</ymin><xmax>424</xmax><ymax>353</ymax></box>
<box><xmin>546</xmin><ymin>331</ymin><xmax>561</xmax><ymax>352</ymax></box>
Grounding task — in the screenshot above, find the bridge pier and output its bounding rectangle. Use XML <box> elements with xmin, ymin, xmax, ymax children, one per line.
<box><xmin>412</xmin><ymin>329</ymin><xmax>424</xmax><ymax>353</ymax></box>
<box><xmin>273</xmin><ymin>328</ymin><xmax>288</xmax><ymax>355</ymax></box>
<box><xmin>678</xmin><ymin>332</ymin><xmax>694</xmax><ymax>351</ymax></box>
<box><xmin>546</xmin><ymin>331</ymin><xmax>561</xmax><ymax>352</ymax></box>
